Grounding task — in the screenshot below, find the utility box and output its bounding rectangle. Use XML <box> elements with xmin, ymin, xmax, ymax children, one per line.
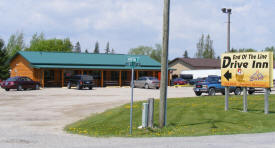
<box><xmin>142</xmin><ymin>103</ymin><xmax>149</xmax><ymax>128</ymax></box>
<box><xmin>148</xmin><ymin>98</ymin><xmax>154</xmax><ymax>128</ymax></box>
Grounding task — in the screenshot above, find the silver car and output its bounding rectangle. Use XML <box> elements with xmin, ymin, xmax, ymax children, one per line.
<box><xmin>134</xmin><ymin>77</ymin><xmax>160</xmax><ymax>89</ymax></box>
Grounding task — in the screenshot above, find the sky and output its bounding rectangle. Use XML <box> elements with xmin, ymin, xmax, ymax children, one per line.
<box><xmin>0</xmin><ymin>0</ymin><xmax>274</xmax><ymax>60</ymax></box>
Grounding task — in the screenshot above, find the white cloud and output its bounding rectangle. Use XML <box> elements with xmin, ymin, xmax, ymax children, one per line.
<box><xmin>0</xmin><ymin>0</ymin><xmax>274</xmax><ymax>59</ymax></box>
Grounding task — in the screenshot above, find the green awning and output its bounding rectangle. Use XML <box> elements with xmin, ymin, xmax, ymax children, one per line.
<box><xmin>32</xmin><ymin>64</ymin><xmax>161</xmax><ymax>70</ymax></box>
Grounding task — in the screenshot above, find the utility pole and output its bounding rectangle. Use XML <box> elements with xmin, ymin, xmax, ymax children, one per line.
<box><xmin>159</xmin><ymin>0</ymin><xmax>170</xmax><ymax>128</ymax></box>
<box><xmin>222</xmin><ymin>8</ymin><xmax>232</xmax><ymax>111</ymax></box>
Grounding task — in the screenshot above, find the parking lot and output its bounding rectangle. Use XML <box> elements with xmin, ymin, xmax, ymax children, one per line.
<box><xmin>1</xmin><ymin>87</ymin><xmax>275</xmax><ymax>148</ymax></box>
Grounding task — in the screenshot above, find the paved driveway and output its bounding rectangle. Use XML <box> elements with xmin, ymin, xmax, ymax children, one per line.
<box><xmin>0</xmin><ymin>87</ymin><xmax>275</xmax><ymax>148</ymax></box>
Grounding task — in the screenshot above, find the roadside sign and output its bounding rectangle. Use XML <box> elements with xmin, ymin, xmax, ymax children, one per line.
<box><xmin>127</xmin><ymin>57</ymin><xmax>139</xmax><ymax>63</ymax></box>
<box><xmin>221</xmin><ymin>52</ymin><xmax>273</xmax><ymax>88</ymax></box>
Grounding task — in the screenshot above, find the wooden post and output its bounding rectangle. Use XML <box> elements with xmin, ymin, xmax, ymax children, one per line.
<box><xmin>42</xmin><ymin>69</ymin><xmax>45</xmax><ymax>88</ymax></box>
<box><xmin>264</xmin><ymin>88</ymin><xmax>270</xmax><ymax>114</ymax></box>
<box><xmin>243</xmin><ymin>87</ymin><xmax>248</xmax><ymax>112</ymax></box>
<box><xmin>136</xmin><ymin>70</ymin><xmax>139</xmax><ymax>80</ymax></box>
<box><xmin>159</xmin><ymin>0</ymin><xmax>170</xmax><ymax>128</ymax></box>
<box><xmin>101</xmin><ymin>70</ymin><xmax>104</xmax><ymax>87</ymax></box>
<box><xmin>119</xmin><ymin>70</ymin><xmax>122</xmax><ymax>87</ymax></box>
<box><xmin>168</xmin><ymin>71</ymin><xmax>170</xmax><ymax>86</ymax></box>
<box><xmin>148</xmin><ymin>98</ymin><xmax>154</xmax><ymax>128</ymax></box>
<box><xmin>81</xmin><ymin>70</ymin><xmax>84</xmax><ymax>75</ymax></box>
<box><xmin>61</xmin><ymin>69</ymin><xmax>64</xmax><ymax>87</ymax></box>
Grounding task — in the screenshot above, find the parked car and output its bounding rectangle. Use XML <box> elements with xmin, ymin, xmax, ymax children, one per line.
<box><xmin>67</xmin><ymin>75</ymin><xmax>94</xmax><ymax>90</ymax></box>
<box><xmin>172</xmin><ymin>78</ymin><xmax>188</xmax><ymax>85</ymax></box>
<box><xmin>134</xmin><ymin>76</ymin><xmax>160</xmax><ymax>89</ymax></box>
<box><xmin>193</xmin><ymin>76</ymin><xmax>242</xmax><ymax>96</ymax></box>
<box><xmin>1</xmin><ymin>76</ymin><xmax>40</xmax><ymax>91</ymax></box>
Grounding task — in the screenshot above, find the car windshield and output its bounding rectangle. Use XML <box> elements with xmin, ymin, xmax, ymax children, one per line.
<box><xmin>6</xmin><ymin>77</ymin><xmax>17</xmax><ymax>81</ymax></box>
<box><xmin>206</xmin><ymin>77</ymin><xmax>219</xmax><ymax>82</ymax></box>
<box><xmin>82</xmin><ymin>75</ymin><xmax>93</xmax><ymax>81</ymax></box>
<box><xmin>149</xmin><ymin>77</ymin><xmax>158</xmax><ymax>80</ymax></box>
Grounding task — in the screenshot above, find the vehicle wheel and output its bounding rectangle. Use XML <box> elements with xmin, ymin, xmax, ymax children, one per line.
<box><xmin>221</xmin><ymin>91</ymin><xmax>225</xmax><ymax>95</ymax></box>
<box><xmin>5</xmin><ymin>88</ymin><xmax>10</xmax><ymax>91</ymax></box>
<box><xmin>17</xmin><ymin>85</ymin><xmax>23</xmax><ymax>91</ymax></box>
<box><xmin>156</xmin><ymin>87</ymin><xmax>159</xmax><ymax>89</ymax></box>
<box><xmin>195</xmin><ymin>92</ymin><xmax>202</xmax><ymax>96</ymax></box>
<box><xmin>234</xmin><ymin>88</ymin><xmax>241</xmax><ymax>95</ymax></box>
<box><xmin>208</xmin><ymin>88</ymin><xmax>216</xmax><ymax>96</ymax></box>
<box><xmin>35</xmin><ymin>84</ymin><xmax>40</xmax><ymax>90</ymax></box>
<box><xmin>145</xmin><ymin>84</ymin><xmax>149</xmax><ymax>89</ymax></box>
<box><xmin>77</xmin><ymin>84</ymin><xmax>82</xmax><ymax>90</ymax></box>
<box><xmin>67</xmin><ymin>83</ymin><xmax>71</xmax><ymax>89</ymax></box>
<box><xmin>89</xmin><ymin>86</ymin><xmax>93</xmax><ymax>90</ymax></box>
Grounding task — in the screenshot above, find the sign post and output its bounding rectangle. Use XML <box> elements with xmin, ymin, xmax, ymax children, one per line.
<box><xmin>127</xmin><ymin>57</ymin><xmax>140</xmax><ymax>135</ymax></box>
<box><xmin>243</xmin><ymin>87</ymin><xmax>247</xmax><ymax>112</ymax></box>
<box><xmin>221</xmin><ymin>52</ymin><xmax>273</xmax><ymax>113</ymax></box>
<box><xmin>264</xmin><ymin>88</ymin><xmax>270</xmax><ymax>114</ymax></box>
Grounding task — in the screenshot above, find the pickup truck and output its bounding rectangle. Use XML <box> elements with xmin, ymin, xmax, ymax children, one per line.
<box><xmin>193</xmin><ymin>76</ymin><xmax>242</xmax><ymax>96</ymax></box>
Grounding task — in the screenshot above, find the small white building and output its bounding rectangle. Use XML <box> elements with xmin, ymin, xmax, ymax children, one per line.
<box><xmin>181</xmin><ymin>69</ymin><xmax>221</xmax><ymax>79</ymax></box>
<box><xmin>181</xmin><ymin>69</ymin><xmax>275</xmax><ymax>80</ymax></box>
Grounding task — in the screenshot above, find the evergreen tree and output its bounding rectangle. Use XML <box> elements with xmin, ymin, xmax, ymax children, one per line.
<box><xmin>111</xmin><ymin>48</ymin><xmax>115</xmax><ymax>54</ymax></box>
<box><xmin>74</xmin><ymin>41</ymin><xmax>81</xmax><ymax>53</ymax></box>
<box><xmin>0</xmin><ymin>39</ymin><xmax>10</xmax><ymax>80</ymax></box>
<box><xmin>265</xmin><ymin>46</ymin><xmax>275</xmax><ymax>60</ymax></box>
<box><xmin>183</xmin><ymin>50</ymin><xmax>189</xmax><ymax>58</ymax></box>
<box><xmin>105</xmin><ymin>41</ymin><xmax>110</xmax><ymax>54</ymax></box>
<box><xmin>93</xmin><ymin>41</ymin><xmax>99</xmax><ymax>53</ymax></box>
<box><xmin>85</xmin><ymin>49</ymin><xmax>89</xmax><ymax>53</ymax></box>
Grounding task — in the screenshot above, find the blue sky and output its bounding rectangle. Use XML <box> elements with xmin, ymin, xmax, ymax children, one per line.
<box><xmin>0</xmin><ymin>0</ymin><xmax>274</xmax><ymax>60</ymax></box>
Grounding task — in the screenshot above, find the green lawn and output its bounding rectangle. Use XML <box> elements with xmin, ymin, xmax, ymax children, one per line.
<box><xmin>65</xmin><ymin>94</ymin><xmax>275</xmax><ymax>137</ymax></box>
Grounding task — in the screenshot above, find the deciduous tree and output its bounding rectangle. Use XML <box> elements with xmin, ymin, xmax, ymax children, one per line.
<box><xmin>6</xmin><ymin>31</ymin><xmax>25</xmax><ymax>57</ymax></box>
<box><xmin>26</xmin><ymin>33</ymin><xmax>73</xmax><ymax>52</ymax></box>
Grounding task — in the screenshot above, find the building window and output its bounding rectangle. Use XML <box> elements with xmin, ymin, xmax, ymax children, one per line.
<box><xmin>111</xmin><ymin>71</ymin><xmax>119</xmax><ymax>81</ymax></box>
<box><xmin>122</xmin><ymin>71</ymin><xmax>128</xmax><ymax>80</ymax></box>
<box><xmin>88</xmin><ymin>71</ymin><xmax>101</xmax><ymax>80</ymax></box>
<box><xmin>44</xmin><ymin>70</ymin><xmax>54</xmax><ymax>81</ymax></box>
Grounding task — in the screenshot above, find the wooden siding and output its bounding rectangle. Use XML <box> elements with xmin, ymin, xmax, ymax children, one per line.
<box><xmin>10</xmin><ymin>55</ymin><xmax>36</xmax><ymax>80</ymax></box>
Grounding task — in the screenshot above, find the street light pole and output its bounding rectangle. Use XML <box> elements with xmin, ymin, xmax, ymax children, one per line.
<box><xmin>222</xmin><ymin>8</ymin><xmax>232</xmax><ymax>111</ymax></box>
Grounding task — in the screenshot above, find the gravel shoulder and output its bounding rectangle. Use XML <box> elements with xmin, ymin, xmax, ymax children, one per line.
<box><xmin>1</xmin><ymin>87</ymin><xmax>275</xmax><ymax>148</ymax></box>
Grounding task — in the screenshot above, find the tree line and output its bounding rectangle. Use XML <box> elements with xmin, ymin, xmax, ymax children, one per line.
<box><xmin>1</xmin><ymin>31</ymin><xmax>275</xmax><ymax>80</ymax></box>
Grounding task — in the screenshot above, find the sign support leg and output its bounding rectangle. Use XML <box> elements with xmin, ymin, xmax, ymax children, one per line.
<box><xmin>130</xmin><ymin>67</ymin><xmax>134</xmax><ymax>135</ymax></box>
<box><xmin>243</xmin><ymin>87</ymin><xmax>247</xmax><ymax>112</ymax></box>
<box><xmin>225</xmin><ymin>87</ymin><xmax>229</xmax><ymax>111</ymax></box>
<box><xmin>264</xmin><ymin>88</ymin><xmax>269</xmax><ymax>114</ymax></box>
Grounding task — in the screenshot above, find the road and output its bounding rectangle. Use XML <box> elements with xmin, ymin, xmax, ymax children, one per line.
<box><xmin>0</xmin><ymin>87</ymin><xmax>275</xmax><ymax>148</ymax></box>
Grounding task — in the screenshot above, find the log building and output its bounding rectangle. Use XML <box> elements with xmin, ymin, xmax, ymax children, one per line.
<box><xmin>9</xmin><ymin>51</ymin><xmax>170</xmax><ymax>87</ymax></box>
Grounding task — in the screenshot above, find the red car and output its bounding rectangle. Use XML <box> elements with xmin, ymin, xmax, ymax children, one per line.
<box><xmin>172</xmin><ymin>78</ymin><xmax>188</xmax><ymax>85</ymax></box>
<box><xmin>1</xmin><ymin>76</ymin><xmax>40</xmax><ymax>91</ymax></box>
